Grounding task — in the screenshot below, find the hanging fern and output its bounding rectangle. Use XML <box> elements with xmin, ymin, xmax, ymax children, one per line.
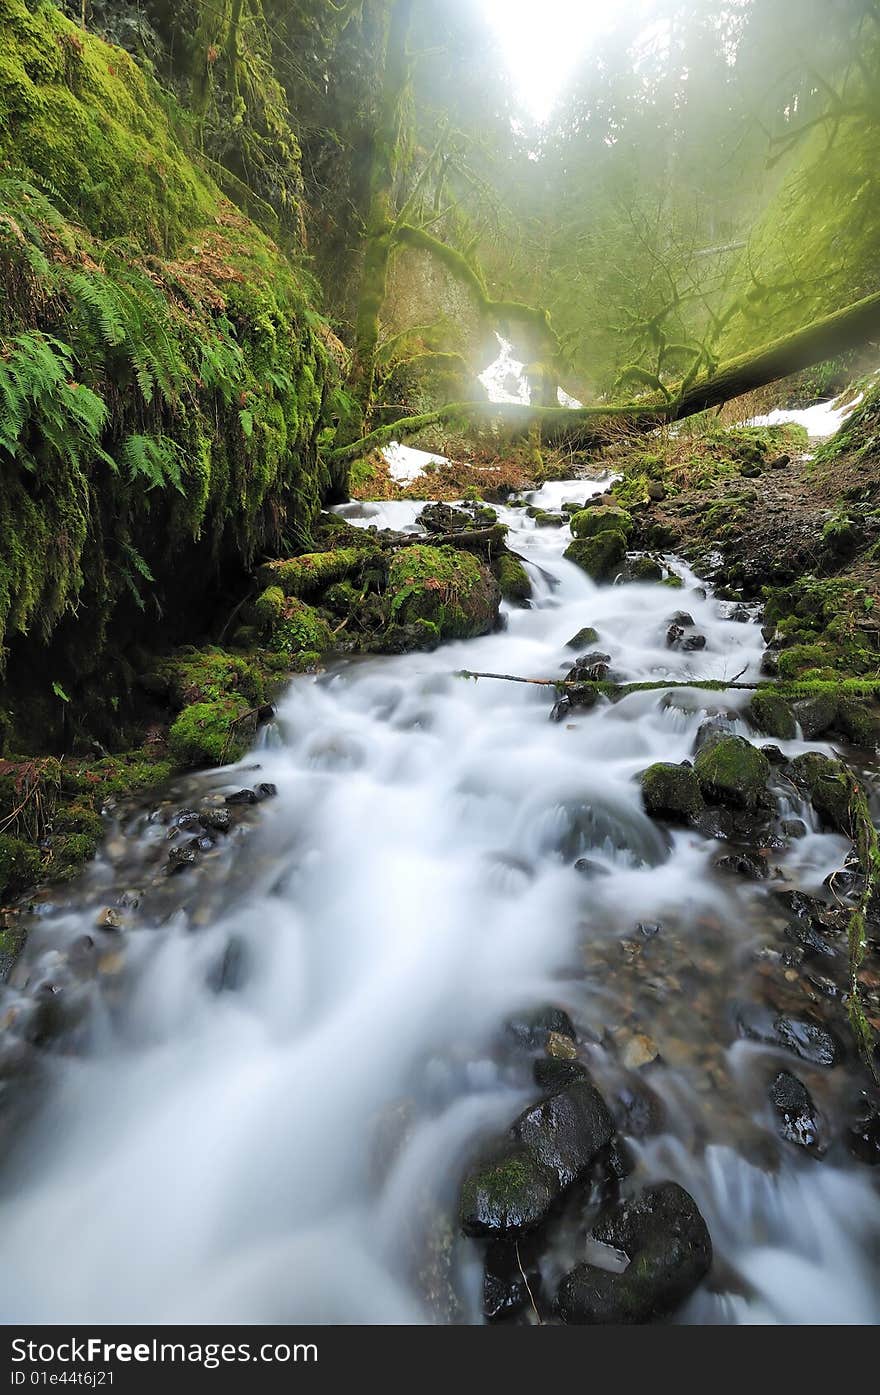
<box><xmin>0</xmin><ymin>331</ymin><xmax>115</xmax><ymax>473</ymax></box>
<box><xmin>120</xmin><ymin>433</ymin><xmax>186</xmax><ymax>494</ymax></box>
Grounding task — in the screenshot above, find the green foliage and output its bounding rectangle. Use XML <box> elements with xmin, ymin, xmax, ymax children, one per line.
<box><xmin>386</xmin><ymin>544</ymin><xmax>499</xmax><ymax>641</ymax></box>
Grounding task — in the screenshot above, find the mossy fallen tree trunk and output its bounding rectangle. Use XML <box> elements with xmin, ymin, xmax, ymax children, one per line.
<box><xmin>331</xmin><ymin>287</ymin><xmax>880</xmax><ymax>464</ymax></box>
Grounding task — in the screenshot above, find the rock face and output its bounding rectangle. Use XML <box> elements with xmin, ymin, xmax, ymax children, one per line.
<box><xmin>640</xmin><ymin>762</ymin><xmax>704</xmax><ymax>821</ymax></box>
<box><xmin>693</xmin><ymin>735</ymin><xmax>770</xmax><ymax>810</ymax></box>
<box><xmin>555</xmin><ymin>1182</ymin><xmax>712</xmax><ymax>1324</ymax></box>
<box><xmin>459</xmin><ymin>1079</ymin><xmax>615</xmax><ymax>1239</ymax></box>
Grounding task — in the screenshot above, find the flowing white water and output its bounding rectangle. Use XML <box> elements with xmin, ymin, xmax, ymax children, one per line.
<box><xmin>0</xmin><ymin>483</ymin><xmax>877</xmax><ymax>1324</ymax></box>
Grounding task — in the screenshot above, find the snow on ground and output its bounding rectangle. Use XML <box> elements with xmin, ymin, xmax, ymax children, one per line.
<box><xmin>741</xmin><ymin>394</ymin><xmax>863</xmax><ymax>438</ymax></box>
<box><xmin>382</xmin><ymin>441</ymin><xmax>449</xmax><ymax>484</ymax></box>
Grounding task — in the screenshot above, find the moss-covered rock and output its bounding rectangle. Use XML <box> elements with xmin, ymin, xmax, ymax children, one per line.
<box><xmin>569</xmin><ymin>505</ymin><xmax>633</xmax><ymax>540</ymax></box>
<box><xmin>786</xmin><ymin>752</ymin><xmax>858</xmax><ymax>835</ymax></box>
<box><xmin>258</xmin><ymin>548</ymin><xmax>373</xmax><ymax>599</ymax></box>
<box><xmin>566</xmin><ymin>626</ymin><xmax>600</xmax><ymax>649</ymax></box>
<box><xmin>168</xmin><ymin>698</ymin><xmax>254</xmax><ymax>769</ymax></box>
<box><xmin>565</xmin><ymin>532</ymin><xmax>627</xmax><ymax>582</ymax></box>
<box><xmin>640</xmin><ymin>763</ymin><xmax>704</xmax><ymax>822</ymax></box>
<box><xmin>460</xmin><ymin>1148</ymin><xmax>559</xmax><ymax>1239</ymax></box>
<box><xmin>628</xmin><ymin>556</ymin><xmax>663</xmax><ymax>582</ymax></box>
<box><xmin>494</xmin><ymin>553</ymin><xmax>532</xmax><ymax>604</ymax></box>
<box><xmin>385</xmin><ymin>545</ymin><xmax>499</xmax><ymax>644</ymax></box>
<box><xmin>266</xmin><ymin>598</ymin><xmax>333</xmax><ymax>663</ymax></box>
<box><xmin>0</xmin><ymin>835</ymin><xmax>43</xmax><ymax>903</ymax></box>
<box><xmin>792</xmin><ymin>692</ymin><xmax>838</xmax><ymax>739</ymax></box>
<box><xmin>747</xmin><ymin>690</ymin><xmax>796</xmax><ymax>741</ymax></box>
<box><xmin>694</xmin><ymin>735</ymin><xmax>770</xmax><ymax>810</ymax></box>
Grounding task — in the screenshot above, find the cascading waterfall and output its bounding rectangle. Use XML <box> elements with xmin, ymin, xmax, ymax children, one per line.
<box><xmin>0</xmin><ymin>476</ymin><xmax>877</xmax><ymax>1324</ymax></box>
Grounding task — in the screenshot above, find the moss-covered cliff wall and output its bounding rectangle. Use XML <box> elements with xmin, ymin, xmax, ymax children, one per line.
<box><xmin>0</xmin><ymin>0</ymin><xmax>343</xmax><ymax>752</ymax></box>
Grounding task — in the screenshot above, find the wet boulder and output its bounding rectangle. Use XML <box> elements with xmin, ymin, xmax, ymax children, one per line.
<box><xmin>714</xmin><ymin>850</ymin><xmax>769</xmax><ymax>880</ymax></box>
<box><xmin>640</xmin><ymin>762</ymin><xmax>704</xmax><ymax>822</ymax></box>
<box><xmin>564</xmin><ymin>532</ymin><xmax>627</xmax><ymax>582</ymax></box>
<box><xmin>694</xmin><ymin>735</ymin><xmax>770</xmax><ymax>811</ymax></box>
<box><xmin>847</xmin><ymin>1096</ymin><xmax>880</xmax><ymax>1165</ymax></box>
<box><xmin>493</xmin><ymin>554</ymin><xmax>532</xmax><ymax>605</ymax></box>
<box><xmin>569</xmin><ymin>505</ymin><xmax>633</xmax><ymax>540</ymax></box>
<box><xmin>566</xmin><ymin>625</ymin><xmax>599</xmax><ymax>650</ymax></box>
<box><xmin>483</xmin><ymin>1239</ymin><xmax>542</xmax><ymax>1322</ymax></box>
<box><xmin>511</xmin><ymin>1079</ymin><xmax>616</xmax><ymax>1190</ymax></box>
<box><xmin>460</xmin><ymin>1147</ymin><xmax>560</xmax><ymax>1239</ymax></box>
<box><xmin>555</xmin><ymin>1182</ymin><xmax>712</xmax><ymax>1324</ymax></box>
<box><xmin>506</xmin><ymin>1004</ymin><xmax>576</xmax><ymax>1051</ymax></box>
<box><xmin>534</xmin><ymin>1057</ymin><xmax>590</xmax><ymax>1092</ymax></box>
<box><xmin>734</xmin><ymin>1003</ymin><xmax>843</xmax><ymax>1067</ymax></box>
<box><xmin>628</xmin><ymin>556</ymin><xmax>663</xmax><ymax>582</ymax></box>
<box><xmin>769</xmin><ymin>1071</ymin><xmax>825</xmax><ymax>1153</ymax></box>
<box><xmin>786</xmin><ymin>752</ymin><xmax>857</xmax><ymax>836</ymax></box>
<box><xmin>747</xmin><ymin>691</ymin><xmax>796</xmax><ymax>741</ymax></box>
<box><xmin>565</xmin><ymin>652</ymin><xmax>611</xmax><ymax>682</ymax></box>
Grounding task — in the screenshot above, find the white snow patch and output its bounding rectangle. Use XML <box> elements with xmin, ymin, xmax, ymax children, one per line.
<box><xmin>381</xmin><ymin>441</ymin><xmax>449</xmax><ymax>484</ymax></box>
<box><xmin>557</xmin><ymin>385</ymin><xmax>583</xmax><ymax>409</ymax></box>
<box><xmin>741</xmin><ymin>391</ymin><xmax>863</xmax><ymax>439</ymax></box>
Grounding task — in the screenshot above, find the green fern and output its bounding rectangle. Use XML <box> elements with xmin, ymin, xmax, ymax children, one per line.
<box><xmin>121</xmin><ymin>433</ymin><xmax>185</xmax><ymax>494</ymax></box>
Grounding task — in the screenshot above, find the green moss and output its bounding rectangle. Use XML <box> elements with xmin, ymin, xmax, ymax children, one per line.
<box><xmin>254</xmin><ymin>586</ymin><xmax>286</xmax><ymax>626</ymax></box>
<box><xmin>156</xmin><ymin>647</ymin><xmax>266</xmax><ymax>710</ymax></box>
<box><xmin>567</xmin><ymin>626</ymin><xmax>600</xmax><ymax>649</ymax></box>
<box><xmin>564</xmin><ymin>531</ymin><xmax>627</xmax><ymax>582</ymax></box>
<box><xmin>569</xmin><ymin>506</ymin><xmax>633</xmax><ymax>540</ymax></box>
<box><xmin>628</xmin><ymin>556</ymin><xmax>663</xmax><ymax>582</ymax></box>
<box><xmin>168</xmin><ymin>697</ymin><xmax>253</xmax><ymax>769</ymax></box>
<box><xmin>640</xmin><ymin>762</ymin><xmax>704</xmax><ymax>822</ymax></box>
<box><xmin>271</xmin><ymin>598</ymin><xmax>333</xmax><ymax>659</ymax></box>
<box><xmin>259</xmin><ymin>548</ymin><xmax>372</xmax><ymax>599</ymax></box>
<box><xmin>694</xmin><ymin>735</ymin><xmax>770</xmax><ymax>810</ymax></box>
<box><xmin>0</xmin><ymin>833</ymin><xmax>43</xmax><ymax>901</ymax></box>
<box><xmin>494</xmin><ymin>554</ymin><xmax>532</xmax><ymax>604</ymax></box>
<box><xmin>386</xmin><ymin>545</ymin><xmax>499</xmax><ymax>641</ymax></box>
<box><xmin>747</xmin><ymin>690</ymin><xmax>797</xmax><ymax>740</ymax></box>
<box><xmin>787</xmin><ymin>752</ymin><xmax>859</xmax><ymax>836</ymax></box>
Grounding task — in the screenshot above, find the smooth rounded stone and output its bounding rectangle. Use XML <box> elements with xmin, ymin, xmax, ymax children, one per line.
<box><xmin>95</xmin><ymin>907</ymin><xmax>125</xmax><ymax>931</ymax></box>
<box><xmin>512</xmin><ymin>1080</ymin><xmax>616</xmax><ymax>1189</ymax></box>
<box><xmin>770</xmin><ymin>454</ymin><xmax>790</xmax><ymax>470</ymax></box>
<box><xmin>714</xmin><ymin>850</ymin><xmax>769</xmax><ymax>880</ymax></box>
<box><xmin>847</xmin><ymin>1096</ymin><xmax>880</xmax><ymax>1165</ymax></box>
<box><xmin>555</xmin><ymin>1182</ymin><xmax>712</xmax><ymax>1325</ymax></box>
<box><xmin>769</xmin><ymin>1070</ymin><xmax>824</xmax><ymax>1152</ymax></box>
<box><xmin>647</xmin><ymin>481</ymin><xmax>666</xmax><ymax>501</ymax></box>
<box><xmin>550</xmin><ymin>694</ymin><xmax>572</xmax><ymax>723</ymax></box>
<box><xmin>172</xmin><ymin>808</ymin><xmax>201</xmax><ymax>830</ymax></box>
<box><xmin>566</xmin><ymin>626</ymin><xmax>599</xmax><ymax>650</ymax></box>
<box><xmin>619</xmin><ymin>1031</ymin><xmax>659</xmax><ymax>1071</ymax></box>
<box><xmin>615</xmin><ymin>1081</ymin><xmax>666</xmax><ymax>1138</ymax></box>
<box><xmin>691</xmin><ymin>805</ymin><xmax>768</xmax><ymax>844</ymax></box>
<box><xmin>628</xmin><ymin>556</ymin><xmax>663</xmax><ymax>582</ymax></box>
<box><xmin>254</xmin><ymin>782</ymin><xmax>278</xmax><ymax>801</ymax></box>
<box><xmin>117</xmin><ymin>889</ymin><xmax>142</xmax><ymax>909</ymax></box>
<box><xmin>483</xmin><ymin>1240</ymin><xmax>542</xmax><ymax>1322</ymax></box>
<box><xmin>640</xmin><ymin>762</ymin><xmax>703</xmax><ymax>822</ymax></box>
<box><xmin>533</xmin><ymin>1056</ymin><xmax>590</xmax><ymax>1092</ymax></box>
<box><xmin>574</xmin><ymin>857</ymin><xmax>610</xmax><ymax>879</ymax></box>
<box><xmin>734</xmin><ymin>1003</ymin><xmax>843</xmax><ymax>1067</ymax></box>
<box><xmin>693</xmin><ymin>714</ymin><xmax>737</xmax><ymax>753</ymax></box>
<box><xmin>506</xmin><ymin>1005</ymin><xmax>577</xmax><ymax>1051</ymax></box>
<box><xmin>546</xmin><ymin>1030</ymin><xmax>578</xmax><ymax>1060</ymax></box>
<box><xmin>666</xmin><ymin>611</ymin><xmax>695</xmax><ymax>627</ymax></box>
<box><xmin>565</xmin><ymin>651</ymin><xmax>611</xmax><ymax>682</ymax></box>
<box><xmin>460</xmin><ymin>1146</ymin><xmax>560</xmax><ymax>1238</ymax></box>
<box><xmin>199</xmin><ymin>808</ymin><xmax>232</xmax><ymax>833</ymax></box>
<box><xmin>693</xmin><ymin>735</ymin><xmax>770</xmax><ymax>811</ymax></box>
<box><xmin>682</xmin><ymin>632</ymin><xmax>707</xmax><ymax>651</ymax></box>
<box><xmin>773</xmin><ymin>890</ymin><xmax>841</xmax><ymax>958</ymax></box>
<box><xmin>637</xmin><ymin>921</ymin><xmax>662</xmax><ymax>939</ymax></box>
<box><xmin>226</xmin><ymin>788</ymin><xmax>259</xmax><ymax>805</ymax></box>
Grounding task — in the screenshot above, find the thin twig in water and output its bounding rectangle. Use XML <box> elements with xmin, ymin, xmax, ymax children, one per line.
<box><xmin>515</xmin><ymin>1241</ymin><xmax>542</xmax><ymax>1326</ymax></box>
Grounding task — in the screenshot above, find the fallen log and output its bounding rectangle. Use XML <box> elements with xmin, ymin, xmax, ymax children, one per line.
<box><xmin>331</xmin><ymin>287</ymin><xmax>880</xmax><ymax>464</ymax></box>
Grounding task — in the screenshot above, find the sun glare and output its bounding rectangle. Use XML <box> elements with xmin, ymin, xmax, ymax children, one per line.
<box><xmin>479</xmin><ymin>0</ymin><xmax>612</xmax><ymax>123</ymax></box>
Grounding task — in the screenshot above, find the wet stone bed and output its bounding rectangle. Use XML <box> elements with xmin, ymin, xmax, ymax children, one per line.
<box><xmin>0</xmin><ymin>480</ymin><xmax>878</xmax><ymax>1325</ymax></box>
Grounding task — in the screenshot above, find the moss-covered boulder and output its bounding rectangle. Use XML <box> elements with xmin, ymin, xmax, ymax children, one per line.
<box><xmin>835</xmin><ymin>696</ymin><xmax>880</xmax><ymax>747</ymax></box>
<box><xmin>694</xmin><ymin>735</ymin><xmax>770</xmax><ymax>810</ymax></box>
<box><xmin>460</xmin><ymin>1148</ymin><xmax>559</xmax><ymax>1239</ymax></box>
<box><xmin>628</xmin><ymin>556</ymin><xmax>663</xmax><ymax>582</ymax></box>
<box><xmin>641</xmin><ymin>763</ymin><xmax>704</xmax><ymax>822</ymax></box>
<box><xmin>786</xmin><ymin>752</ymin><xmax>857</xmax><ymax>835</ymax></box>
<box><xmin>258</xmin><ymin>548</ymin><xmax>373</xmax><ymax>599</ymax></box>
<box><xmin>570</xmin><ymin>506</ymin><xmax>633</xmax><ymax>540</ymax></box>
<box><xmin>792</xmin><ymin>692</ymin><xmax>838</xmax><ymax>739</ymax></box>
<box><xmin>494</xmin><ymin>553</ymin><xmax>532</xmax><ymax>604</ymax></box>
<box><xmin>747</xmin><ymin>690</ymin><xmax>796</xmax><ymax>741</ymax></box>
<box><xmin>565</xmin><ymin>532</ymin><xmax>627</xmax><ymax>582</ymax></box>
<box><xmin>0</xmin><ymin>835</ymin><xmax>43</xmax><ymax>903</ymax></box>
<box><xmin>168</xmin><ymin>698</ymin><xmax>255</xmax><ymax>769</ymax></box>
<box><xmin>385</xmin><ymin>545</ymin><xmax>499</xmax><ymax>644</ymax></box>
